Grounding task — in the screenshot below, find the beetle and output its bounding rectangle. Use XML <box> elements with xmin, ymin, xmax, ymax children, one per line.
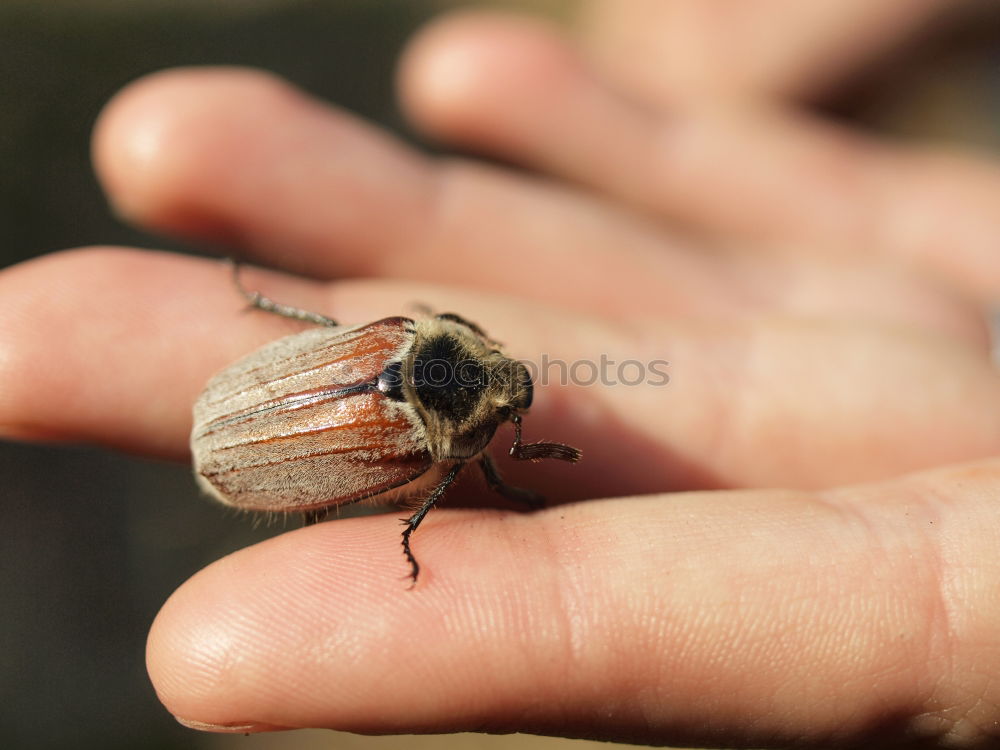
<box><xmin>190</xmin><ymin>265</ymin><xmax>581</xmax><ymax>583</ymax></box>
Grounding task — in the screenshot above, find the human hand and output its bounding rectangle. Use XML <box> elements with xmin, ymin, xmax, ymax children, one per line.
<box><xmin>403</xmin><ymin>2</ymin><xmax>1000</xmax><ymax>301</ymax></box>
<box><xmin>2</xmin><ymin>2</ymin><xmax>1000</xmax><ymax>746</ymax></box>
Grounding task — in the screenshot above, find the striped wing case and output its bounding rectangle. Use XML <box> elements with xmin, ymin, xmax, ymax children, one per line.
<box><xmin>191</xmin><ymin>317</ymin><xmax>432</xmax><ymax>512</ymax></box>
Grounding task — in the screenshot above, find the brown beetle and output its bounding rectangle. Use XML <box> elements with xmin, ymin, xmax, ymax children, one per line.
<box><xmin>190</xmin><ymin>268</ymin><xmax>581</xmax><ymax>583</ymax></box>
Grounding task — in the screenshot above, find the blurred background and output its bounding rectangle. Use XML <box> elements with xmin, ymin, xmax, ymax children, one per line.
<box><xmin>1</xmin><ymin>1</ymin><xmax>998</xmax><ymax>749</ymax></box>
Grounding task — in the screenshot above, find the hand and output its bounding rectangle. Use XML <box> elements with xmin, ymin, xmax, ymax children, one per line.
<box><xmin>1</xmin><ymin>2</ymin><xmax>999</xmax><ymax>746</ymax></box>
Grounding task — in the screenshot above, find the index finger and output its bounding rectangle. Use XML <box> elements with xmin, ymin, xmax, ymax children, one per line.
<box><xmin>147</xmin><ymin>458</ymin><xmax>1000</xmax><ymax>746</ymax></box>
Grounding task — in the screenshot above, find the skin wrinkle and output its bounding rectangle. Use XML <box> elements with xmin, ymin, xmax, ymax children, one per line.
<box><xmin>649</xmin><ymin>510</ymin><xmax>783</xmax><ymax>738</ymax></box>
<box><xmin>543</xmin><ymin>505</ymin><xmax>693</xmax><ymax>735</ymax></box>
<box><xmin>528</xmin><ymin>518</ymin><xmax>651</xmax><ymax>738</ymax></box>
<box><xmin>371</xmin><ymin>511</ymin><xmax>577</xmax><ymax>734</ymax></box>
<box><xmin>531</xmin><ymin>503</ymin><xmax>587</xmax><ymax>723</ymax></box>
<box><xmin>659</xmin><ymin>485</ymin><xmax>949</xmax><ymax>741</ymax></box>
<box><xmin>716</xmin><ymin>540</ymin><xmax>821</xmax><ymax>720</ymax></box>
<box><xmin>898</xmin><ymin>478</ymin><xmax>995</xmax><ymax>743</ymax></box>
<box><xmin>223</xmin><ymin>559</ymin><xmax>319</xmax><ymax>714</ymax></box>
<box><xmin>962</xmin><ymin>676</ymin><xmax>1000</xmax><ymax>743</ymax></box>
<box><xmin>338</xmin><ymin>516</ymin><xmax>529</xmax><ymax>729</ymax></box>
<box><xmin>619</xmin><ymin>568</ymin><xmax>679</xmax><ymax>736</ymax></box>
<box><xmin>417</xmin><ymin>536</ymin><xmax>498</xmax><ymax>709</ymax></box>
<box><xmin>828</xmin><ymin>476</ymin><xmax>964</xmax><ymax>740</ymax></box>
<box><xmin>482</xmin><ymin>574</ymin><xmax>558</xmax><ymax>724</ymax></box>
<box><xmin>942</xmin><ymin>688</ymin><xmax>991</xmax><ymax>747</ymax></box>
<box><xmin>297</xmin><ymin>546</ymin><xmax>380</xmax><ymax>669</ymax></box>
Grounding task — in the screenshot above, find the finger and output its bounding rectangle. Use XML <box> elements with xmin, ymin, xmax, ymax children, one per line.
<box><xmin>400</xmin><ymin>14</ymin><xmax>1000</xmax><ymax>300</ymax></box>
<box><xmin>93</xmin><ymin>67</ymin><xmax>430</xmax><ymax>275</ymax></box>
<box><xmin>0</xmin><ymin>247</ymin><xmax>582</xmax><ymax>460</ymax></box>
<box><xmin>92</xmin><ymin>66</ymin><xmax>748</xmax><ymax>321</ymax></box>
<box><xmin>579</xmin><ymin>0</ymin><xmax>960</xmax><ymax>103</ymax></box>
<box><xmin>2</xmin><ymin>249</ymin><xmax>999</xmax><ymax>496</ymax></box>
<box><xmin>147</xmin><ymin>458</ymin><xmax>1000</xmax><ymax>746</ymax></box>
<box><xmin>0</xmin><ymin>247</ymin><xmax>634</xmax><ymax>498</ymax></box>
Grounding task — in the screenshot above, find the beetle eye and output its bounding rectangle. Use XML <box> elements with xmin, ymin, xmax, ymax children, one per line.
<box><xmin>377</xmin><ymin>361</ymin><xmax>406</xmax><ymax>401</ymax></box>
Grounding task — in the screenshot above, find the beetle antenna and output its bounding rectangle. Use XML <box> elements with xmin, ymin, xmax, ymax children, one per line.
<box><xmin>509</xmin><ymin>414</ymin><xmax>582</xmax><ymax>463</ymax></box>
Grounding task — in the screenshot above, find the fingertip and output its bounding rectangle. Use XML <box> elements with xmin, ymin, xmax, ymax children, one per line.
<box><xmin>146</xmin><ymin>552</ymin><xmax>248</xmax><ymax>725</ymax></box>
<box><xmin>144</xmin><ymin>519</ymin><xmax>461</xmax><ymax>731</ymax></box>
<box><xmin>91</xmin><ymin>66</ymin><xmax>301</xmax><ymax>240</ymax></box>
<box><xmin>398</xmin><ymin>11</ymin><xmax>580</xmax><ymax>149</ymax></box>
<box><xmin>92</xmin><ymin>65</ymin><xmax>434</xmax><ymax>274</ymax></box>
<box><xmin>146</xmin><ymin>533</ymin><xmax>339</xmax><ymax>728</ymax></box>
<box><xmin>0</xmin><ymin>247</ymin><xmax>270</xmax><ymax>455</ymax></box>
<box><xmin>0</xmin><ymin>247</ymin><xmax>145</xmax><ymax>442</ymax></box>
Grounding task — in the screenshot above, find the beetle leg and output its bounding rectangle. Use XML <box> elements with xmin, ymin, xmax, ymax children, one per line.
<box><xmin>479</xmin><ymin>453</ymin><xmax>544</xmax><ymax>510</ymax></box>
<box><xmin>230</xmin><ymin>259</ymin><xmax>339</xmax><ymax>327</ymax></box>
<box><xmin>401</xmin><ymin>462</ymin><xmax>465</xmax><ymax>586</ymax></box>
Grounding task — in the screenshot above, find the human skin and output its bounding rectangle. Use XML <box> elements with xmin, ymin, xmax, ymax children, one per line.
<box><xmin>579</xmin><ymin>0</ymin><xmax>961</xmax><ymax>101</ymax></box>
<box><xmin>2</xmin><ymin>1</ymin><xmax>1000</xmax><ymax>746</ymax></box>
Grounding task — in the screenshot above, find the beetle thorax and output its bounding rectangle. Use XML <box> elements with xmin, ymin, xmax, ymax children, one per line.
<box><xmin>398</xmin><ymin>318</ymin><xmax>532</xmax><ymax>461</ymax></box>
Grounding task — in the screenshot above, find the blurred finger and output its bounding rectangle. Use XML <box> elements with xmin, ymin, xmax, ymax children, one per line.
<box><xmin>0</xmin><ymin>248</ymin><xmax>589</xmax><ymax>464</ymax></box>
<box><xmin>400</xmin><ymin>13</ymin><xmax>1000</xmax><ymax>299</ymax></box>
<box><xmin>94</xmin><ymin>68</ymin><xmax>992</xmax><ymax>333</ymax></box>
<box><xmin>92</xmin><ymin>66</ymin><xmax>745</xmax><ymax>321</ymax></box>
<box><xmin>1</xmin><ymin>249</ymin><xmax>998</xmax><ymax>496</ymax></box>
<box><xmin>579</xmin><ymin>0</ymin><xmax>961</xmax><ymax>103</ymax></box>
<box><xmin>0</xmin><ymin>248</ymin><xmax>649</xmax><ymax>499</ymax></box>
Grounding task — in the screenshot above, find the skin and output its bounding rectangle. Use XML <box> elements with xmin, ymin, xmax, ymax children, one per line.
<box><xmin>578</xmin><ymin>0</ymin><xmax>961</xmax><ymax>101</ymax></box>
<box><xmin>2</xmin><ymin>1</ymin><xmax>1000</xmax><ymax>746</ymax></box>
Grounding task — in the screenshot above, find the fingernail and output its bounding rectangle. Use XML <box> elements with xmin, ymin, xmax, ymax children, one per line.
<box><xmin>175</xmin><ymin>716</ymin><xmax>281</xmax><ymax>733</ymax></box>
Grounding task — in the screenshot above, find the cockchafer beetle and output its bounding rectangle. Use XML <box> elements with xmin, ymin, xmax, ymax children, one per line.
<box><xmin>190</xmin><ymin>265</ymin><xmax>581</xmax><ymax>583</ymax></box>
